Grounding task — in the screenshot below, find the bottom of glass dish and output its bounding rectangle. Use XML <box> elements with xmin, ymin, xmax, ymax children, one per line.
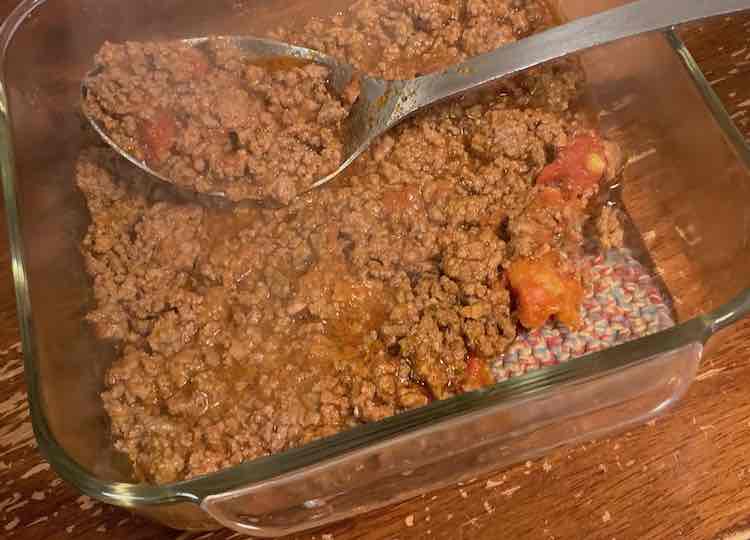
<box><xmin>494</xmin><ymin>248</ymin><xmax>675</xmax><ymax>381</ymax></box>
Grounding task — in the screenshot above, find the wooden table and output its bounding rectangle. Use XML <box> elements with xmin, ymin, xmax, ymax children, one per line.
<box><xmin>3</xmin><ymin>4</ymin><xmax>750</xmax><ymax>539</ymax></box>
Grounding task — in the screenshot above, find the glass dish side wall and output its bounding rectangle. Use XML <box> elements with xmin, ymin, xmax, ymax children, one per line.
<box><xmin>0</xmin><ymin>0</ymin><xmax>749</xmax><ymax>536</ymax></box>
<box><xmin>203</xmin><ymin>341</ymin><xmax>701</xmax><ymax>537</ymax></box>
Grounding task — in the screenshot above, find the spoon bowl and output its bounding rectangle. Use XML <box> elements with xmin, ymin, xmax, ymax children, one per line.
<box><xmin>80</xmin><ymin>36</ymin><xmax>377</xmax><ymax>201</ymax></box>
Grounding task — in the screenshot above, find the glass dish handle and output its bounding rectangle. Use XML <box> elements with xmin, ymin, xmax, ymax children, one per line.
<box><xmin>200</xmin><ymin>342</ymin><xmax>702</xmax><ymax>538</ymax></box>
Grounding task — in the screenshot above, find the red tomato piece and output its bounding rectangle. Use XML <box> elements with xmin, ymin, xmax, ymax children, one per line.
<box><xmin>139</xmin><ymin>109</ymin><xmax>177</xmax><ymax>164</ymax></box>
<box><xmin>382</xmin><ymin>185</ymin><xmax>423</xmax><ymax>218</ymax></box>
<box><xmin>186</xmin><ymin>48</ymin><xmax>210</xmax><ymax>77</ymax></box>
<box><xmin>463</xmin><ymin>353</ymin><xmax>494</xmax><ymax>391</ymax></box>
<box><xmin>507</xmin><ymin>251</ymin><xmax>584</xmax><ymax>330</ymax></box>
<box><xmin>538</xmin><ymin>135</ymin><xmax>607</xmax><ymax>196</ymax></box>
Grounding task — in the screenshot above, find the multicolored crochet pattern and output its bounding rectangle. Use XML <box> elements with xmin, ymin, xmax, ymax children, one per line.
<box><xmin>493</xmin><ymin>249</ymin><xmax>675</xmax><ymax>381</ymax></box>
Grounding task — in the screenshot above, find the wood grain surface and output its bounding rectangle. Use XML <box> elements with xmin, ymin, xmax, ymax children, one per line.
<box><xmin>3</xmin><ymin>3</ymin><xmax>750</xmax><ymax>539</ymax></box>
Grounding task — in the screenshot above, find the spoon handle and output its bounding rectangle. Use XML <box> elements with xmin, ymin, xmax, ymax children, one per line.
<box><xmin>393</xmin><ymin>0</ymin><xmax>749</xmax><ymax>121</ymax></box>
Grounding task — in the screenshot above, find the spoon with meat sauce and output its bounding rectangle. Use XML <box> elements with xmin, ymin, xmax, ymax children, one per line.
<box><xmin>82</xmin><ymin>0</ymin><xmax>748</xmax><ymax>204</ymax></box>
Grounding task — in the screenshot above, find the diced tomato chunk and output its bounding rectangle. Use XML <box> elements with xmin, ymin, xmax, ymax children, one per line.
<box><xmin>463</xmin><ymin>353</ymin><xmax>494</xmax><ymax>391</ymax></box>
<box><xmin>536</xmin><ymin>185</ymin><xmax>566</xmax><ymax>207</ymax></box>
<box><xmin>538</xmin><ymin>135</ymin><xmax>607</xmax><ymax>196</ymax></box>
<box><xmin>139</xmin><ymin>109</ymin><xmax>177</xmax><ymax>164</ymax></box>
<box><xmin>186</xmin><ymin>48</ymin><xmax>210</xmax><ymax>77</ymax></box>
<box><xmin>507</xmin><ymin>251</ymin><xmax>584</xmax><ymax>330</ymax></box>
<box><xmin>382</xmin><ymin>185</ymin><xmax>423</xmax><ymax>218</ymax></box>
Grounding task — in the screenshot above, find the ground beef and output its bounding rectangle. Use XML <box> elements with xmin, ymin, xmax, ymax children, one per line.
<box><xmin>83</xmin><ymin>40</ymin><xmax>352</xmax><ymax>204</ymax></box>
<box><xmin>596</xmin><ymin>206</ymin><xmax>626</xmax><ymax>250</ymax></box>
<box><xmin>81</xmin><ymin>0</ymin><xmax>624</xmax><ymax>484</ymax></box>
<box><xmin>272</xmin><ymin>0</ymin><xmax>552</xmax><ymax>80</ymax></box>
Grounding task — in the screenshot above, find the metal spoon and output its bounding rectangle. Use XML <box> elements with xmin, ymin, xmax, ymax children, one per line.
<box><xmin>82</xmin><ymin>0</ymin><xmax>748</xmax><ymax>200</ymax></box>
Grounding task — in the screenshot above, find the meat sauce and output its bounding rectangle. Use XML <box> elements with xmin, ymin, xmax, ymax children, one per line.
<box><xmin>78</xmin><ymin>0</ymin><xmax>625</xmax><ymax>483</ymax></box>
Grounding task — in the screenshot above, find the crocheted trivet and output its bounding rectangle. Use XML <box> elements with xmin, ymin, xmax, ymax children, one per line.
<box><xmin>493</xmin><ymin>249</ymin><xmax>675</xmax><ymax>381</ymax></box>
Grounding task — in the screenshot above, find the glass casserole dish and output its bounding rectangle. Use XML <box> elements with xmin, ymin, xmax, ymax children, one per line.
<box><xmin>2</xmin><ymin>0</ymin><xmax>750</xmax><ymax>536</ymax></box>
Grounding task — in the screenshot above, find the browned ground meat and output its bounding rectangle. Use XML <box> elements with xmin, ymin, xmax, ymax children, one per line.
<box><xmin>83</xmin><ymin>40</ymin><xmax>352</xmax><ymax>204</ymax></box>
<box><xmin>596</xmin><ymin>206</ymin><xmax>626</xmax><ymax>250</ymax></box>
<box><xmin>272</xmin><ymin>0</ymin><xmax>553</xmax><ymax>79</ymax></box>
<box><xmin>80</xmin><ymin>0</ymin><xmax>624</xmax><ymax>484</ymax></box>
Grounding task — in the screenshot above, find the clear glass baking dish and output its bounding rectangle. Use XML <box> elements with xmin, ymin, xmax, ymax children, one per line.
<box><xmin>2</xmin><ymin>0</ymin><xmax>749</xmax><ymax>536</ymax></box>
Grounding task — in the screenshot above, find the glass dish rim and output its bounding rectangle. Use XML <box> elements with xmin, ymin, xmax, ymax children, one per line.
<box><xmin>1</xmin><ymin>0</ymin><xmax>749</xmax><ymax>507</ymax></box>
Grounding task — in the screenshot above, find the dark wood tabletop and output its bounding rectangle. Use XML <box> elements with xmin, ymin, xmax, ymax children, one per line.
<box><xmin>3</xmin><ymin>3</ymin><xmax>750</xmax><ymax>539</ymax></box>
